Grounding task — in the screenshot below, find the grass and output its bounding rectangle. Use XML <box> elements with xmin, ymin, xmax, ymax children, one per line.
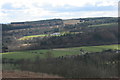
<box><xmin>18</xmin><ymin>34</ymin><xmax>49</xmax><ymax>40</ymax></box>
<box><xmin>18</xmin><ymin>34</ymin><xmax>64</xmax><ymax>40</ymax></box>
<box><xmin>88</xmin><ymin>23</ymin><xmax>117</xmax><ymax>27</ymax></box>
<box><xmin>2</xmin><ymin>44</ymin><xmax>119</xmax><ymax>60</ymax></box>
<box><xmin>18</xmin><ymin>32</ymin><xmax>80</xmax><ymax>40</ymax></box>
<box><xmin>2</xmin><ymin>49</ymin><xmax>80</xmax><ymax>60</ymax></box>
<box><xmin>69</xmin><ymin>44</ymin><xmax>119</xmax><ymax>52</ymax></box>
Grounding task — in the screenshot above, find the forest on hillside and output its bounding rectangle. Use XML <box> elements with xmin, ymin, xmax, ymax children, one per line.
<box><xmin>2</xmin><ymin>17</ymin><xmax>119</xmax><ymax>52</ymax></box>
<box><xmin>2</xmin><ymin>17</ymin><xmax>120</xmax><ymax>78</ymax></box>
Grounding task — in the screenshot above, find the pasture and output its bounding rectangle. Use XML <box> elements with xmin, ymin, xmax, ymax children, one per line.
<box><xmin>18</xmin><ymin>34</ymin><xmax>49</xmax><ymax>40</ymax></box>
<box><xmin>18</xmin><ymin>33</ymin><xmax>64</xmax><ymax>40</ymax></box>
<box><xmin>18</xmin><ymin>32</ymin><xmax>80</xmax><ymax>40</ymax></box>
<box><xmin>88</xmin><ymin>23</ymin><xmax>117</xmax><ymax>27</ymax></box>
<box><xmin>2</xmin><ymin>44</ymin><xmax>119</xmax><ymax>60</ymax></box>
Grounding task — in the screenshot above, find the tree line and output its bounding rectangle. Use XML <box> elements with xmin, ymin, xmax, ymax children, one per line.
<box><xmin>3</xmin><ymin>50</ymin><xmax>120</xmax><ymax>78</ymax></box>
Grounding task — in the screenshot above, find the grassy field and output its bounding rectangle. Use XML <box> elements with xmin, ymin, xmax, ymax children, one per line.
<box><xmin>68</xmin><ymin>44</ymin><xmax>119</xmax><ymax>52</ymax></box>
<box><xmin>88</xmin><ymin>23</ymin><xmax>117</xmax><ymax>27</ymax></box>
<box><xmin>2</xmin><ymin>44</ymin><xmax>119</xmax><ymax>60</ymax></box>
<box><xmin>18</xmin><ymin>32</ymin><xmax>80</xmax><ymax>40</ymax></box>
<box><xmin>18</xmin><ymin>33</ymin><xmax>65</xmax><ymax>40</ymax></box>
<box><xmin>18</xmin><ymin>34</ymin><xmax>49</xmax><ymax>40</ymax></box>
<box><xmin>2</xmin><ymin>49</ymin><xmax>80</xmax><ymax>60</ymax></box>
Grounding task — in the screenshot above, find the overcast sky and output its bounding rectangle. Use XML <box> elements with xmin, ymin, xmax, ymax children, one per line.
<box><xmin>0</xmin><ymin>0</ymin><xmax>119</xmax><ymax>23</ymax></box>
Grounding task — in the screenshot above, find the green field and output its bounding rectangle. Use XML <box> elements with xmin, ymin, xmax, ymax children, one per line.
<box><xmin>2</xmin><ymin>49</ymin><xmax>80</xmax><ymax>60</ymax></box>
<box><xmin>18</xmin><ymin>33</ymin><xmax>65</xmax><ymax>40</ymax></box>
<box><xmin>2</xmin><ymin>44</ymin><xmax>119</xmax><ymax>60</ymax></box>
<box><xmin>18</xmin><ymin>32</ymin><xmax>80</xmax><ymax>40</ymax></box>
<box><xmin>88</xmin><ymin>23</ymin><xmax>117</xmax><ymax>27</ymax></box>
<box><xmin>18</xmin><ymin>34</ymin><xmax>49</xmax><ymax>40</ymax></box>
<box><xmin>68</xmin><ymin>44</ymin><xmax>119</xmax><ymax>52</ymax></box>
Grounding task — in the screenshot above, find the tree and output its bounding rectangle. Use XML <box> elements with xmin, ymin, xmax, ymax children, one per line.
<box><xmin>45</xmin><ymin>51</ymin><xmax>54</xmax><ymax>59</ymax></box>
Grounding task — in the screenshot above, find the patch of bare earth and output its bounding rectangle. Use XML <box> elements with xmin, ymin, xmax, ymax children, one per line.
<box><xmin>2</xmin><ymin>70</ymin><xmax>63</xmax><ymax>78</ymax></box>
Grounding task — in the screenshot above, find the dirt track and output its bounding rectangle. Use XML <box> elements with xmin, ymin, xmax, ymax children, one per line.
<box><xmin>2</xmin><ymin>70</ymin><xmax>63</xmax><ymax>78</ymax></box>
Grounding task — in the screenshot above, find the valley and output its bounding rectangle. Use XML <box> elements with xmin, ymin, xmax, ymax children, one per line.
<box><xmin>2</xmin><ymin>17</ymin><xmax>120</xmax><ymax>78</ymax></box>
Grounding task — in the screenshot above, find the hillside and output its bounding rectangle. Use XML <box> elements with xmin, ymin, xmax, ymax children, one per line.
<box><xmin>2</xmin><ymin>17</ymin><xmax>119</xmax><ymax>52</ymax></box>
<box><xmin>2</xmin><ymin>49</ymin><xmax>120</xmax><ymax>78</ymax></box>
<box><xmin>2</xmin><ymin>17</ymin><xmax>120</xmax><ymax>78</ymax></box>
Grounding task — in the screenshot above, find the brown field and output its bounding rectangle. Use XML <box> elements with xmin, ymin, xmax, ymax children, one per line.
<box><xmin>2</xmin><ymin>70</ymin><xmax>63</xmax><ymax>78</ymax></box>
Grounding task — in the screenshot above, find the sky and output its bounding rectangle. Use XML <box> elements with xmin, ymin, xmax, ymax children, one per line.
<box><xmin>0</xmin><ymin>0</ymin><xmax>119</xmax><ymax>23</ymax></box>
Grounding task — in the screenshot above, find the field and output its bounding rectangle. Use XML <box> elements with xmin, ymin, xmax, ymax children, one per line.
<box><xmin>2</xmin><ymin>70</ymin><xmax>63</xmax><ymax>78</ymax></box>
<box><xmin>18</xmin><ymin>33</ymin><xmax>65</xmax><ymax>40</ymax></box>
<box><xmin>18</xmin><ymin>23</ymin><xmax>118</xmax><ymax>40</ymax></box>
<box><xmin>69</xmin><ymin>44</ymin><xmax>119</xmax><ymax>52</ymax></box>
<box><xmin>18</xmin><ymin>32</ymin><xmax>80</xmax><ymax>40</ymax></box>
<box><xmin>2</xmin><ymin>44</ymin><xmax>119</xmax><ymax>60</ymax></box>
<box><xmin>88</xmin><ymin>23</ymin><xmax>117</xmax><ymax>27</ymax></box>
<box><xmin>18</xmin><ymin>34</ymin><xmax>49</xmax><ymax>40</ymax></box>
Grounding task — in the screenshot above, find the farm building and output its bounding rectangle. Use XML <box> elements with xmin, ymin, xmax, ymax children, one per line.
<box><xmin>50</xmin><ymin>33</ymin><xmax>60</xmax><ymax>36</ymax></box>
